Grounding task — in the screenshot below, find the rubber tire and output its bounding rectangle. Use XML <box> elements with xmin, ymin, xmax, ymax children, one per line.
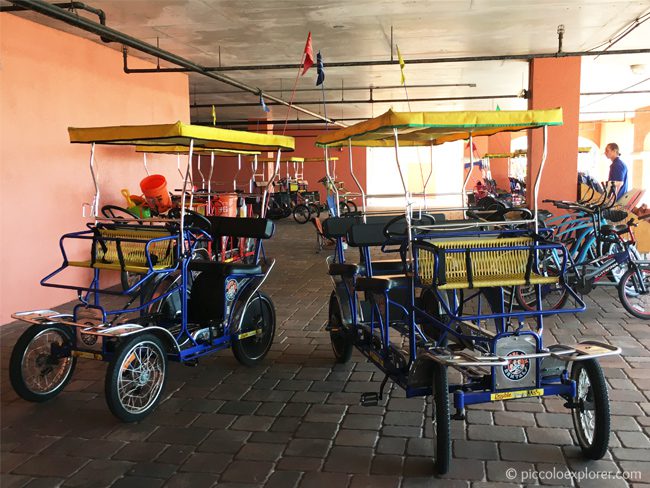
<box><xmin>308</xmin><ymin>203</ymin><xmax>320</xmax><ymax>219</ymax></box>
<box><xmin>329</xmin><ymin>293</ymin><xmax>353</xmax><ymax>363</ymax></box>
<box><xmin>293</xmin><ymin>204</ymin><xmax>311</xmax><ymax>224</ymax></box>
<box><xmin>570</xmin><ymin>359</ymin><xmax>610</xmax><ymax>460</ymax></box>
<box><xmin>618</xmin><ymin>267</ymin><xmax>650</xmax><ymax>320</ymax></box>
<box><xmin>339</xmin><ymin>202</ymin><xmax>351</xmax><ymax>215</ymax></box>
<box><xmin>105</xmin><ymin>333</ymin><xmax>168</xmax><ymax>422</ymax></box>
<box><xmin>232</xmin><ymin>292</ymin><xmax>276</xmax><ymax>367</ymax></box>
<box><xmin>10</xmin><ymin>324</ymin><xmax>77</xmax><ymax>403</ymax></box>
<box><xmin>431</xmin><ymin>362</ymin><xmax>451</xmax><ymax>475</ymax></box>
<box><xmin>346</xmin><ymin>201</ymin><xmax>358</xmax><ymax>213</ymax></box>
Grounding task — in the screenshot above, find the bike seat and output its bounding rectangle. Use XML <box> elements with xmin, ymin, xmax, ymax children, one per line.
<box><xmin>328</xmin><ymin>263</ymin><xmax>361</xmax><ymax>277</ymax></box>
<box><xmin>355</xmin><ymin>275</ymin><xmax>410</xmax><ymax>293</ymax></box>
<box><xmin>188</xmin><ymin>260</ymin><xmax>262</xmax><ymax>276</ymax></box>
<box><xmin>600</xmin><ymin>224</ymin><xmax>628</xmax><ymax>236</ymax></box>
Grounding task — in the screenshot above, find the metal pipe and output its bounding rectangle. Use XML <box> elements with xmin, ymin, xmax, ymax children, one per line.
<box><xmin>196</xmin><ymin>155</ymin><xmax>205</xmax><ymax>189</ymax></box>
<box><xmin>261</xmin><ymin>150</ymin><xmax>282</xmax><ymax>218</ymax></box>
<box><xmin>121</xmin><ymin>47</ymin><xmax>650</xmax><ymax>72</ymax></box>
<box><xmin>179</xmin><ymin>139</ymin><xmax>194</xmax><ymax>253</ymax></box>
<box><xmin>208</xmin><ymin>151</ymin><xmax>214</xmax><ymax>215</ymax></box>
<box><xmin>1</xmin><ymin>1</ymin><xmax>110</xmax><ymax>42</ymax></box>
<box><xmin>233</xmin><ymin>154</ymin><xmax>241</xmax><ymax>191</ymax></box>
<box><xmin>393</xmin><ymin>128</ymin><xmax>414</xmax><ymax>268</ymax></box>
<box><xmin>325</xmin><ymin>147</ymin><xmax>340</xmax><ymax>216</ymax></box>
<box><xmin>6</xmin><ymin>0</ymin><xmax>341</xmax><ymax>127</ymax></box>
<box><xmin>423</xmin><ymin>144</ymin><xmax>433</xmax><ymax>209</ymax></box>
<box><xmin>193</xmin><ymin>94</ymin><xmax>518</xmax><ymax>109</ymax></box>
<box><xmin>463</xmin><ymin>133</ymin><xmax>474</xmax><ymax>209</ymax></box>
<box><xmin>89</xmin><ymin>142</ymin><xmax>99</xmax><ymax>219</ymax></box>
<box><xmin>348</xmin><ymin>139</ymin><xmax>366</xmax><ymax>218</ymax></box>
<box><xmin>533</xmin><ymin>125</ymin><xmax>549</xmax><ymax>234</ymax></box>
<box><xmin>198</xmin><ymin>83</ymin><xmax>477</xmax><ymax>95</ymax></box>
<box><xmin>143</xmin><ymin>152</ymin><xmax>150</xmax><ymax>175</ymax></box>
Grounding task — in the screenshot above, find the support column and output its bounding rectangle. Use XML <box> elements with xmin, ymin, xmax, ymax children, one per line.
<box><xmin>527</xmin><ymin>57</ymin><xmax>581</xmax><ymax>210</ymax></box>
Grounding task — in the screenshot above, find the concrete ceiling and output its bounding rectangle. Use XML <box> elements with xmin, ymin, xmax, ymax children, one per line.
<box><xmin>4</xmin><ymin>0</ymin><xmax>650</xmax><ymax>125</ymax></box>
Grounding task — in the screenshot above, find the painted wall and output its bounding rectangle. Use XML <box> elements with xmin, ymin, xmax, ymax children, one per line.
<box><xmin>0</xmin><ymin>14</ymin><xmax>189</xmax><ymax>324</ymax></box>
<box><xmin>527</xmin><ymin>57</ymin><xmax>581</xmax><ymax>210</ymax></box>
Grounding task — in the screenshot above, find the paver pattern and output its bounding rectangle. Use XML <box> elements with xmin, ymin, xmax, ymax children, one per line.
<box><xmin>1</xmin><ymin>219</ymin><xmax>648</xmax><ymax>487</ymax></box>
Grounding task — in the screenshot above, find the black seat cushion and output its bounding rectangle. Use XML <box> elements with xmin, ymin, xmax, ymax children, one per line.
<box><xmin>207</xmin><ymin>216</ymin><xmax>274</xmax><ymax>239</ymax></box>
<box><xmin>356</xmin><ymin>275</ymin><xmax>410</xmax><ymax>293</ymax></box>
<box><xmin>328</xmin><ymin>262</ymin><xmax>361</xmax><ymax>277</ymax></box>
<box><xmin>188</xmin><ymin>259</ymin><xmax>262</xmax><ymax>276</ymax></box>
<box><xmin>322</xmin><ymin>217</ymin><xmax>355</xmax><ymax>239</ymax></box>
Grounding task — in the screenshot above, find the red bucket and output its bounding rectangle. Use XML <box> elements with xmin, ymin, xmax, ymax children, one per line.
<box><xmin>212</xmin><ymin>193</ymin><xmax>238</xmax><ymax>217</ymax></box>
<box><xmin>140</xmin><ymin>174</ymin><xmax>171</xmax><ymax>213</ymax></box>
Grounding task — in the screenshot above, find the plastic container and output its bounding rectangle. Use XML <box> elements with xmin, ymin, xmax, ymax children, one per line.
<box><xmin>140</xmin><ymin>174</ymin><xmax>171</xmax><ymax>213</ymax></box>
<box><xmin>212</xmin><ymin>193</ymin><xmax>238</xmax><ymax>217</ymax></box>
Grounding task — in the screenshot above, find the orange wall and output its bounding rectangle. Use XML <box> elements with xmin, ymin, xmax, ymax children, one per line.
<box><xmin>0</xmin><ymin>14</ymin><xmax>189</xmax><ymax>324</ymax></box>
<box><xmin>527</xmin><ymin>57</ymin><xmax>581</xmax><ymax>210</ymax></box>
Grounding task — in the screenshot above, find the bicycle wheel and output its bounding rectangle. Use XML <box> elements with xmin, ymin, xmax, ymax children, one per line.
<box><xmin>10</xmin><ymin>324</ymin><xmax>76</xmax><ymax>402</ymax></box>
<box><xmin>292</xmin><ymin>204</ymin><xmax>311</xmax><ymax>224</ymax></box>
<box><xmin>328</xmin><ymin>292</ymin><xmax>353</xmax><ymax>363</ymax></box>
<box><xmin>570</xmin><ymin>359</ymin><xmax>610</xmax><ymax>460</ymax></box>
<box><xmin>618</xmin><ymin>266</ymin><xmax>650</xmax><ymax>320</ymax></box>
<box><xmin>308</xmin><ymin>203</ymin><xmax>320</xmax><ymax>219</ymax></box>
<box><xmin>232</xmin><ymin>292</ymin><xmax>275</xmax><ymax>366</ymax></box>
<box><xmin>105</xmin><ymin>333</ymin><xmax>167</xmax><ymax>422</ymax></box>
<box><xmin>515</xmin><ymin>255</ymin><xmax>568</xmax><ymax>311</ymax></box>
<box><xmin>431</xmin><ymin>362</ymin><xmax>451</xmax><ymax>475</ymax></box>
<box><xmin>346</xmin><ymin>201</ymin><xmax>358</xmax><ymax>213</ymax></box>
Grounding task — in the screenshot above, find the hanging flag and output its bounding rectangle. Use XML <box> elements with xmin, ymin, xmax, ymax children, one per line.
<box><xmin>496</xmin><ymin>104</ymin><xmax>501</xmax><ymax>111</ymax></box>
<box><xmin>316</xmin><ymin>51</ymin><xmax>325</xmax><ymax>86</ymax></box>
<box><xmin>301</xmin><ymin>32</ymin><xmax>314</xmax><ymax>75</ymax></box>
<box><xmin>397</xmin><ymin>45</ymin><xmax>406</xmax><ymax>85</ymax></box>
<box><xmin>211</xmin><ymin>105</ymin><xmax>216</xmax><ymax>125</ymax></box>
<box><xmin>260</xmin><ymin>93</ymin><xmax>270</xmax><ymax>113</ymax></box>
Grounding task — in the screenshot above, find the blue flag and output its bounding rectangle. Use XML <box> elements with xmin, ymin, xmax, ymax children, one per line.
<box><xmin>316</xmin><ymin>51</ymin><xmax>325</xmax><ymax>86</ymax></box>
<box><xmin>260</xmin><ymin>93</ymin><xmax>270</xmax><ymax>113</ymax></box>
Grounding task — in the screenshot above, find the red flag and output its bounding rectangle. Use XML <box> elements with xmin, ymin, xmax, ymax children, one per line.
<box><xmin>301</xmin><ymin>32</ymin><xmax>314</xmax><ymax>75</ymax></box>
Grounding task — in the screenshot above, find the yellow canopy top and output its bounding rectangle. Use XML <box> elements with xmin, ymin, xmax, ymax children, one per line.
<box><xmin>303</xmin><ymin>156</ymin><xmax>339</xmax><ymax>163</ymax></box>
<box><xmin>135</xmin><ymin>145</ymin><xmax>260</xmax><ymax>156</ymax></box>
<box><xmin>68</xmin><ymin>121</ymin><xmax>295</xmax><ymax>151</ymax></box>
<box><xmin>578</xmin><ymin>146</ymin><xmax>592</xmax><ymax>154</ymax></box>
<box><xmin>483</xmin><ymin>153</ymin><xmax>513</xmax><ymax>159</ymax></box>
<box><xmin>255</xmin><ymin>156</ymin><xmax>305</xmax><ymax>163</ymax></box>
<box><xmin>315</xmin><ymin>108</ymin><xmax>563</xmax><ymax>148</ymax></box>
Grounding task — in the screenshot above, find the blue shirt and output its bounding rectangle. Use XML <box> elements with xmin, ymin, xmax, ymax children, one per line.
<box><xmin>608</xmin><ymin>157</ymin><xmax>628</xmax><ymax>200</ymax></box>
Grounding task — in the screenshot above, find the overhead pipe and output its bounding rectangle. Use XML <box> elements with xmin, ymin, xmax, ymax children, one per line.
<box><xmin>0</xmin><ymin>1</ymin><xmax>110</xmax><ymax>42</ymax></box>
<box><xmin>7</xmin><ymin>0</ymin><xmax>343</xmax><ymax>127</ymax></box>
<box><xmin>194</xmin><ymin>88</ymin><xmax>650</xmax><ymax>110</ymax></box>
<box><xmin>195</xmin><ymin>83</ymin><xmax>477</xmax><ymax>95</ymax></box>
<box><xmin>121</xmin><ymin>48</ymin><xmax>650</xmax><ymax>73</ymax></box>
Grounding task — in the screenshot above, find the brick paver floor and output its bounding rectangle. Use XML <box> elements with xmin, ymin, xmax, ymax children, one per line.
<box><xmin>2</xmin><ymin>219</ymin><xmax>648</xmax><ymax>487</ymax></box>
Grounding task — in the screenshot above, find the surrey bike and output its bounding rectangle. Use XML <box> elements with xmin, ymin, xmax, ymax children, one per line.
<box><xmin>9</xmin><ymin>121</ymin><xmax>294</xmax><ymax>422</ymax></box>
<box><xmin>316</xmin><ymin>108</ymin><xmax>621</xmax><ymax>475</ymax></box>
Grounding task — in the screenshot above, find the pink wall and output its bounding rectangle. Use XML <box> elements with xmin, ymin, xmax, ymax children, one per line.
<box><xmin>0</xmin><ymin>14</ymin><xmax>189</xmax><ymax>324</ymax></box>
<box><xmin>527</xmin><ymin>57</ymin><xmax>581</xmax><ymax>210</ymax></box>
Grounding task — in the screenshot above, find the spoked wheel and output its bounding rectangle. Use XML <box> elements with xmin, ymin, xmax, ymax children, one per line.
<box><xmin>293</xmin><ymin>204</ymin><xmax>311</xmax><ymax>224</ymax></box>
<box><xmin>515</xmin><ymin>261</ymin><xmax>568</xmax><ymax>312</ymax></box>
<box><xmin>232</xmin><ymin>292</ymin><xmax>275</xmax><ymax>366</ymax></box>
<box><xmin>431</xmin><ymin>362</ymin><xmax>451</xmax><ymax>475</ymax></box>
<box><xmin>10</xmin><ymin>324</ymin><xmax>77</xmax><ymax>402</ymax></box>
<box><xmin>308</xmin><ymin>203</ymin><xmax>320</xmax><ymax>219</ymax></box>
<box><xmin>570</xmin><ymin>359</ymin><xmax>610</xmax><ymax>459</ymax></box>
<box><xmin>328</xmin><ymin>292</ymin><xmax>353</xmax><ymax>363</ymax></box>
<box><xmin>618</xmin><ymin>266</ymin><xmax>650</xmax><ymax>320</ymax></box>
<box><xmin>105</xmin><ymin>333</ymin><xmax>167</xmax><ymax>422</ymax></box>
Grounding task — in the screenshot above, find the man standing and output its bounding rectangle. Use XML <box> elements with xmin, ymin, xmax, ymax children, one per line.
<box><xmin>605</xmin><ymin>142</ymin><xmax>628</xmax><ymax>201</ymax></box>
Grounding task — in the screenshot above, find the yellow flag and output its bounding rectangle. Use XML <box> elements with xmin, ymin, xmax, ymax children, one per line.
<box><xmin>211</xmin><ymin>105</ymin><xmax>216</xmax><ymax>126</ymax></box>
<box><xmin>397</xmin><ymin>46</ymin><xmax>406</xmax><ymax>85</ymax></box>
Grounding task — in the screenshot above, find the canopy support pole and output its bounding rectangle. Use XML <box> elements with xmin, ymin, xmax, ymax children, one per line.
<box><xmin>250</xmin><ymin>155</ymin><xmax>258</xmax><ymax>194</ymax></box>
<box><xmin>143</xmin><ymin>152</ymin><xmax>150</xmax><ymax>175</ymax></box>
<box><xmin>208</xmin><ymin>151</ymin><xmax>215</xmax><ymax>215</ymax></box>
<box><xmin>261</xmin><ymin>150</ymin><xmax>282</xmax><ymax>218</ymax></box>
<box><xmin>234</xmin><ymin>154</ymin><xmax>242</xmax><ymax>191</ymax></box>
<box><xmin>89</xmin><ymin>142</ymin><xmax>99</xmax><ymax>220</ymax></box>
<box><xmin>180</xmin><ymin>139</ymin><xmax>194</xmax><ymax>253</ymax></box>
<box><xmin>532</xmin><ymin>125</ymin><xmax>548</xmax><ymax>234</ymax></box>
<box><xmin>348</xmin><ymin>139</ymin><xmax>366</xmax><ymax>220</ymax></box>
<box><xmin>325</xmin><ymin>147</ymin><xmax>340</xmax><ymax>216</ymax></box>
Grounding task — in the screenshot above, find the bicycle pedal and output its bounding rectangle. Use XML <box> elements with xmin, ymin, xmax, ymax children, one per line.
<box><xmin>360</xmin><ymin>392</ymin><xmax>379</xmax><ymax>407</ymax></box>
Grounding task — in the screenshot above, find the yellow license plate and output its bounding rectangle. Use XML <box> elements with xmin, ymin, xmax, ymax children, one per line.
<box><xmin>490</xmin><ymin>388</ymin><xmax>544</xmax><ymax>401</ymax></box>
<box><xmin>72</xmin><ymin>350</ymin><xmax>103</xmax><ymax>360</ymax></box>
<box><xmin>238</xmin><ymin>329</ymin><xmax>261</xmax><ymax>340</ymax></box>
